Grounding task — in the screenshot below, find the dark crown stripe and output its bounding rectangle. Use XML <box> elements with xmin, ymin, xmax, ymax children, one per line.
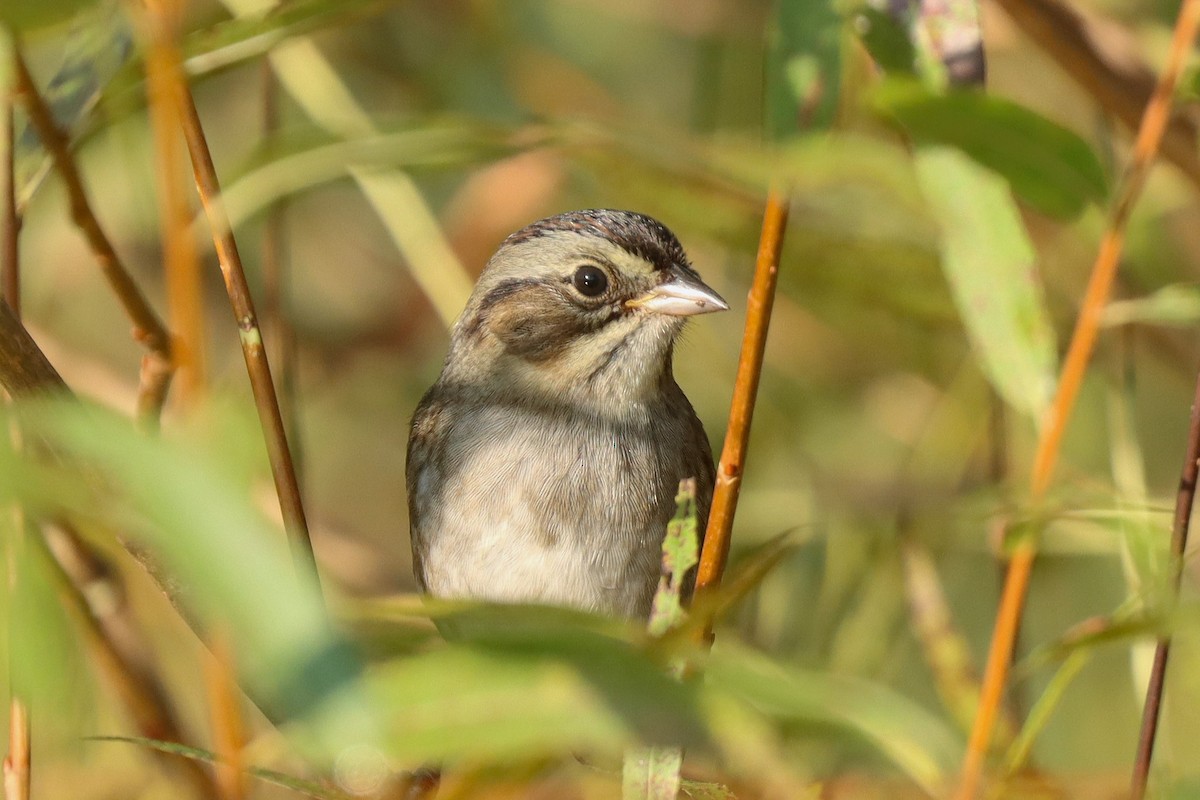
<box><xmin>504</xmin><ymin>209</ymin><xmax>688</xmax><ymax>274</ymax></box>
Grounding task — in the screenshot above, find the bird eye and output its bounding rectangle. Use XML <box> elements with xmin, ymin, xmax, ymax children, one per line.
<box><xmin>571</xmin><ymin>265</ymin><xmax>609</xmax><ymax>297</ymax></box>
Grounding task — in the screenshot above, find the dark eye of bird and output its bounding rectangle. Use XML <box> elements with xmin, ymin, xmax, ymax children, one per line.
<box><xmin>571</xmin><ymin>265</ymin><xmax>608</xmax><ymax>297</ymax></box>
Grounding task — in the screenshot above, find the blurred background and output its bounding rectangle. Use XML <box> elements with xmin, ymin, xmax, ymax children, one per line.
<box><xmin>4</xmin><ymin>0</ymin><xmax>1200</xmax><ymax>796</ymax></box>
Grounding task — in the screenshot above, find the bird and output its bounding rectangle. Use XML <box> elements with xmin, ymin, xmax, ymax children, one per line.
<box><xmin>405</xmin><ymin>209</ymin><xmax>727</xmax><ymax>618</ymax></box>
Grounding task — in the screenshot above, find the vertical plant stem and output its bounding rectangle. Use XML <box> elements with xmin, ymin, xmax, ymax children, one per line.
<box><xmin>1129</xmin><ymin>366</ymin><xmax>1200</xmax><ymax>798</ymax></box>
<box><xmin>955</xmin><ymin>0</ymin><xmax>1200</xmax><ymax>796</ymax></box>
<box><xmin>694</xmin><ymin>190</ymin><xmax>789</xmax><ymax>640</ymax></box>
<box><xmin>11</xmin><ymin>47</ymin><xmax>175</xmax><ymax>424</ymax></box>
<box><xmin>3</xmin><ymin>699</ymin><xmax>29</xmax><ymax>800</ymax></box>
<box><xmin>1</xmin><ymin>84</ymin><xmax>31</xmax><ymax>800</ymax></box>
<box><xmin>2</xmin><ymin>84</ymin><xmax>17</xmax><ymax>316</ymax></box>
<box><xmin>172</xmin><ymin>64</ymin><xmax>320</xmax><ymax>590</ymax></box>
<box><xmin>205</xmin><ymin>633</ymin><xmax>246</xmax><ymax>800</ymax></box>
<box><xmin>143</xmin><ymin>0</ymin><xmax>207</xmax><ymax>409</ymax></box>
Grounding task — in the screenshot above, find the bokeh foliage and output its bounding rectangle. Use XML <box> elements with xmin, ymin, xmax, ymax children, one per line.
<box><xmin>2</xmin><ymin>0</ymin><xmax>1200</xmax><ymax>797</ymax></box>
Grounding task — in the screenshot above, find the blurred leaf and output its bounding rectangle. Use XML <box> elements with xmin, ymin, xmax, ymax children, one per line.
<box><xmin>182</xmin><ymin>0</ymin><xmax>392</xmax><ymax>76</ymax></box>
<box><xmin>89</xmin><ymin>736</ymin><xmax>348</xmax><ymax>799</ymax></box>
<box><xmin>1001</xmin><ymin>651</ymin><xmax>1089</xmax><ymax>776</ymax></box>
<box><xmin>1103</xmin><ymin>283</ymin><xmax>1200</xmax><ymax>327</ymax></box>
<box><xmin>217</xmin><ymin>0</ymin><xmax>478</xmax><ymax>327</ymax></box>
<box><xmin>0</xmin><ymin>398</ymin><xmax>379</xmax><ymax>756</ymax></box>
<box><xmin>765</xmin><ymin>0</ymin><xmax>845</xmax><ymax>136</ymax></box>
<box><xmin>12</xmin><ymin>0</ymin><xmax>134</xmax><ymax>207</ymax></box>
<box><xmin>855</xmin><ymin>6</ymin><xmax>918</xmax><ymax>77</ymax></box>
<box><xmin>673</xmin><ymin>531</ymin><xmax>799</xmax><ymax>649</ymax></box>
<box><xmin>367</xmin><ymin>611</ymin><xmax>710</xmax><ymax>764</ymax></box>
<box><xmin>707</xmin><ymin>643</ymin><xmax>962</xmax><ymax>794</ymax></box>
<box><xmin>53</xmin><ymin>0</ymin><xmax>394</xmax><ymax>167</ymax></box>
<box><xmin>899</xmin><ymin>537</ymin><xmax>1013</xmax><ymax>744</ymax></box>
<box><xmin>2</xmin><ymin>520</ymin><xmax>90</xmax><ymax>737</ymax></box>
<box><xmin>0</xmin><ymin>0</ymin><xmax>99</xmax><ymax>33</ymax></box>
<box><xmin>222</xmin><ymin>121</ymin><xmax>527</xmax><ymax>229</ymax></box>
<box><xmin>873</xmin><ymin>80</ymin><xmax>1109</xmax><ymax>218</ymax></box>
<box><xmin>915</xmin><ymin>146</ymin><xmax>1057</xmax><ymax>420</ymax></box>
<box><xmin>1106</xmin><ymin>365</ymin><xmax>1164</xmax><ymax>712</ymax></box>
<box><xmin>1020</xmin><ymin>611</ymin><xmax>1172</xmax><ymax>672</ymax></box>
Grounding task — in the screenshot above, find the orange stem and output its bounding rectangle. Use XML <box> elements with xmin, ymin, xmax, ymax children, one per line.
<box><xmin>144</xmin><ymin>0</ymin><xmax>208</xmax><ymax>407</ymax></box>
<box><xmin>206</xmin><ymin>633</ymin><xmax>246</xmax><ymax>800</ymax></box>
<box><xmin>695</xmin><ymin>190</ymin><xmax>789</xmax><ymax>640</ymax></box>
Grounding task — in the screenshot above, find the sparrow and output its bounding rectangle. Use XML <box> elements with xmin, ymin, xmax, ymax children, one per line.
<box><xmin>405</xmin><ymin>209</ymin><xmax>727</xmax><ymax>618</ymax></box>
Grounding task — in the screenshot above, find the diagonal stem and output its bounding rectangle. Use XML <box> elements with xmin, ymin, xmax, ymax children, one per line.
<box><xmin>694</xmin><ymin>190</ymin><xmax>789</xmax><ymax>642</ymax></box>
<box><xmin>2</xmin><ymin>76</ymin><xmax>31</xmax><ymax>800</ymax></box>
<box><xmin>1129</xmin><ymin>365</ymin><xmax>1200</xmax><ymax>798</ymax></box>
<box><xmin>170</xmin><ymin>64</ymin><xmax>321</xmax><ymax>591</ymax></box>
<box><xmin>11</xmin><ymin>47</ymin><xmax>175</xmax><ymax>425</ymax></box>
<box><xmin>954</xmin><ymin>0</ymin><xmax>1200</xmax><ymax>795</ymax></box>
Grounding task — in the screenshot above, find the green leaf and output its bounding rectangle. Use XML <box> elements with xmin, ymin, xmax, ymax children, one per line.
<box><xmin>220</xmin><ymin>121</ymin><xmax>523</xmax><ymax>230</ymax></box>
<box><xmin>647</xmin><ymin>479</ymin><xmax>700</xmax><ymax>638</ymax></box>
<box><xmin>12</xmin><ymin>0</ymin><xmax>134</xmax><ymax>207</ymax></box>
<box><xmin>2</xmin><ymin>520</ymin><xmax>91</xmax><ymax>737</ymax></box>
<box><xmin>854</xmin><ymin>6</ymin><xmax>917</xmax><ymax>78</ymax></box>
<box><xmin>368</xmin><ymin>607</ymin><xmax>711</xmax><ymax>764</ymax></box>
<box><xmin>915</xmin><ymin>146</ymin><xmax>1057</xmax><ymax>420</ymax></box>
<box><xmin>707</xmin><ymin>644</ymin><xmax>962</xmax><ymax>794</ymax></box>
<box><xmin>88</xmin><ymin>736</ymin><xmax>349</xmax><ymax>799</ymax></box>
<box><xmin>873</xmin><ymin>80</ymin><xmax>1109</xmax><ymax>218</ymax></box>
<box><xmin>0</xmin><ymin>398</ymin><xmax>379</xmax><ymax>757</ymax></box>
<box><xmin>1103</xmin><ymin>283</ymin><xmax>1200</xmax><ymax>327</ymax></box>
<box><xmin>765</xmin><ymin>0</ymin><xmax>845</xmax><ymax>137</ymax></box>
<box><xmin>181</xmin><ymin>0</ymin><xmax>392</xmax><ymax>76</ymax></box>
<box><xmin>0</xmin><ymin>0</ymin><xmax>99</xmax><ymax>33</ymax></box>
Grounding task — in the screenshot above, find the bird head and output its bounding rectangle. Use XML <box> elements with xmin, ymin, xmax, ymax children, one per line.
<box><xmin>444</xmin><ymin>209</ymin><xmax>727</xmax><ymax>406</ymax></box>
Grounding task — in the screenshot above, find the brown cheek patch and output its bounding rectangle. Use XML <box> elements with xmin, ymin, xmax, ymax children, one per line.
<box><xmin>488</xmin><ymin>284</ymin><xmax>596</xmax><ymax>361</ymax></box>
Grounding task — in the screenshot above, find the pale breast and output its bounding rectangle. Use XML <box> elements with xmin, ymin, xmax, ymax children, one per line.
<box><xmin>408</xmin><ymin>397</ymin><xmax>680</xmax><ymax>617</ymax></box>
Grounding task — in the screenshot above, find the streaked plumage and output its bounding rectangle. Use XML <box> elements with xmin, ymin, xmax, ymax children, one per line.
<box><xmin>406</xmin><ymin>209</ymin><xmax>726</xmax><ymax>617</ymax></box>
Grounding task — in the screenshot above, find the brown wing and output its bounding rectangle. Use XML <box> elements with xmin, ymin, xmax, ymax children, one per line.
<box><xmin>405</xmin><ymin>385</ymin><xmax>448</xmax><ymax>593</ymax></box>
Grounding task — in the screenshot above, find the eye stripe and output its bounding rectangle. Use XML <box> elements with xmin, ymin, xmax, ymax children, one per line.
<box><xmin>460</xmin><ymin>278</ymin><xmax>547</xmax><ymax>338</ymax></box>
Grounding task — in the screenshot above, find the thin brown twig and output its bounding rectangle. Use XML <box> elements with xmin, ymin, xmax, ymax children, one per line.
<box><xmin>1130</xmin><ymin>366</ymin><xmax>1200</xmax><ymax>798</ymax></box>
<box><xmin>2</xmin><ymin>85</ymin><xmax>18</xmax><ymax>316</ymax></box>
<box><xmin>172</xmin><ymin>62</ymin><xmax>321</xmax><ymax>590</ymax></box>
<box><xmin>2</xmin><ymin>84</ymin><xmax>32</xmax><ymax>800</ymax></box>
<box><xmin>10</xmin><ymin>47</ymin><xmax>175</xmax><ymax>424</ymax></box>
<box><xmin>694</xmin><ymin>190</ymin><xmax>789</xmax><ymax>641</ymax></box>
<box><xmin>955</xmin><ymin>0</ymin><xmax>1200</xmax><ymax>796</ymax></box>
<box><xmin>38</xmin><ymin>525</ymin><xmax>219</xmax><ymax>798</ymax></box>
